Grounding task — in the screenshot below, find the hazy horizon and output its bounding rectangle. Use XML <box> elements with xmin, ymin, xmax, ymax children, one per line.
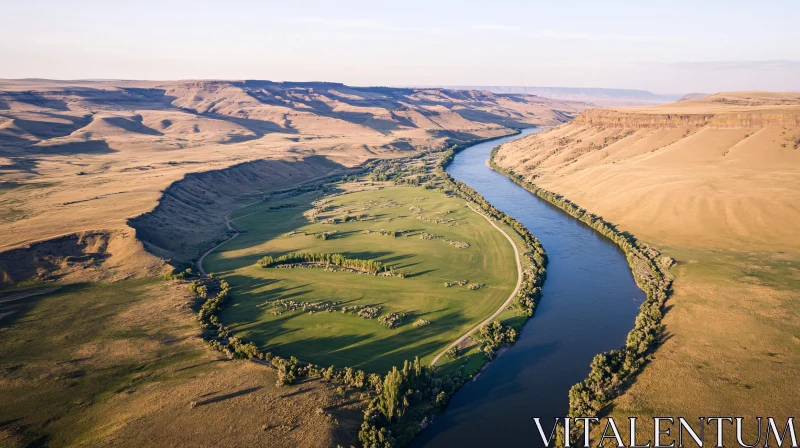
<box><xmin>0</xmin><ymin>78</ymin><xmax>689</xmax><ymax>97</ymax></box>
<box><xmin>2</xmin><ymin>0</ymin><xmax>798</xmax><ymax>94</ymax></box>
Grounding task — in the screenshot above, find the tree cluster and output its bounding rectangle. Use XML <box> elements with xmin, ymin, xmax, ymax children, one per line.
<box><xmin>378</xmin><ymin>311</ymin><xmax>406</xmax><ymax>329</ymax></box>
<box><xmin>378</xmin><ymin>229</ymin><xmax>403</xmax><ymax>238</ymax></box>
<box><xmin>186</xmin><ymin>277</ymin><xmax>263</xmax><ymax>360</ymax></box>
<box><xmin>357</xmin><ymin>305</ymin><xmax>382</xmax><ymax>319</ymax></box>
<box><xmin>475</xmin><ymin>321</ymin><xmax>517</xmax><ymax>359</ymax></box>
<box><xmin>359</xmin><ymin>357</ymin><xmax>461</xmax><ymax>447</ymax></box>
<box><xmin>445</xmin><ymin>347</ymin><xmax>460</xmax><ymax>360</ymax></box>
<box><xmin>511</xmin><ymin>268</ymin><xmax>544</xmax><ymax>317</ymax></box>
<box><xmin>257</xmin><ymin>252</ymin><xmax>391</xmax><ymax>275</ymax></box>
<box><xmin>444</xmin><ymin>279</ymin><xmax>469</xmax><ymax>288</ymax></box>
<box><xmin>445</xmin><ymin>240</ymin><xmax>470</xmax><ymax>249</ymax></box>
<box><xmin>162</xmin><ymin>267</ymin><xmax>198</xmax><ymax>281</ymax></box>
<box><xmin>316</xmin><ymin>230</ymin><xmax>337</xmax><ymax>240</ymax></box>
<box><xmin>188</xmin><ymin>280</ymin><xmax>208</xmax><ymax>298</ymax></box>
<box><xmin>197</xmin><ymin>278</ymin><xmax>231</xmax><ymax>329</ymax></box>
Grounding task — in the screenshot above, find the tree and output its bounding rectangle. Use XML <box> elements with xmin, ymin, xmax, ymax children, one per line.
<box><xmin>435</xmin><ymin>391</ymin><xmax>449</xmax><ymax>409</ymax></box>
<box><xmin>380</xmin><ymin>367</ymin><xmax>404</xmax><ymax>421</ymax></box>
<box><xmin>445</xmin><ymin>346</ymin><xmax>459</xmax><ymax>360</ymax></box>
<box><xmin>276</xmin><ymin>364</ymin><xmax>297</xmax><ymax>386</ymax></box>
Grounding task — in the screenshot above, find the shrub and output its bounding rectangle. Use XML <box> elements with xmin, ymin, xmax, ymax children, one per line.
<box><xmin>378</xmin><ymin>312</ymin><xmax>406</xmax><ymax>329</ymax></box>
<box><xmin>435</xmin><ymin>391</ymin><xmax>449</xmax><ymax>409</ymax></box>
<box><xmin>276</xmin><ymin>364</ymin><xmax>297</xmax><ymax>386</ymax></box>
<box><xmin>476</xmin><ymin>321</ymin><xmax>517</xmax><ymax>348</ymax></box>
<box><xmin>162</xmin><ymin>267</ymin><xmax>197</xmax><ymax>281</ymax></box>
<box><xmin>445</xmin><ymin>346</ymin><xmax>459</xmax><ymax>360</ymax></box>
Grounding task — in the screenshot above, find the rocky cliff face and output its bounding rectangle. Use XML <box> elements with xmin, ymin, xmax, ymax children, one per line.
<box><xmin>573</xmin><ymin>107</ymin><xmax>800</xmax><ymax>129</ymax></box>
<box><xmin>573</xmin><ymin>109</ymin><xmax>717</xmax><ymax>128</ymax></box>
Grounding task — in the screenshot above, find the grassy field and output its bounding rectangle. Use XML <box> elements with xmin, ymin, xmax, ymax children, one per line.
<box><xmin>204</xmin><ymin>182</ymin><xmax>519</xmax><ymax>372</ymax></box>
<box><xmin>604</xmin><ymin>247</ymin><xmax>800</xmax><ymax>444</ymax></box>
<box><xmin>0</xmin><ymin>279</ymin><xmax>364</xmax><ymax>447</ymax></box>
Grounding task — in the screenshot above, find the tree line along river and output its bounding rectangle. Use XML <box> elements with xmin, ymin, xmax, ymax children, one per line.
<box><xmin>412</xmin><ymin>128</ymin><xmax>645</xmax><ymax>447</ymax></box>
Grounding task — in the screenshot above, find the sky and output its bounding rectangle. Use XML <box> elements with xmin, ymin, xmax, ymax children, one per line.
<box><xmin>1</xmin><ymin>0</ymin><xmax>798</xmax><ymax>94</ymax></box>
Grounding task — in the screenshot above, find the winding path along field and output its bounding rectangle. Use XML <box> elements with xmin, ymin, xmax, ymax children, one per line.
<box><xmin>197</xmin><ymin>211</ymin><xmax>240</xmax><ymax>276</ymax></box>
<box><xmin>196</xmin><ymin>171</ymin><xmax>349</xmax><ymax>276</ymax></box>
<box><xmin>429</xmin><ymin>206</ymin><xmax>523</xmax><ymax>366</ymax></box>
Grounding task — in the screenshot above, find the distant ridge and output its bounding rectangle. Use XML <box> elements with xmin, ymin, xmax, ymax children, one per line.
<box><xmin>434</xmin><ymin>86</ymin><xmax>683</xmax><ymax>107</ymax></box>
<box><xmin>679</xmin><ymin>92</ymin><xmax>711</xmax><ymax>101</ymax></box>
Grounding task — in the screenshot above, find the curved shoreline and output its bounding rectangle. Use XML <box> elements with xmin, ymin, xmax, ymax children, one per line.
<box><xmin>487</xmin><ymin>142</ymin><xmax>672</xmax><ymax>439</ymax></box>
<box><xmin>414</xmin><ymin>127</ymin><xmax>647</xmax><ymax>447</ymax></box>
<box><xmin>192</xmin><ymin>131</ymin><xmax>550</xmax><ymax>447</ymax></box>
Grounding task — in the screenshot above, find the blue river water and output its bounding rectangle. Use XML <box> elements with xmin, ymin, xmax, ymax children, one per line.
<box><xmin>413</xmin><ymin>128</ymin><xmax>645</xmax><ymax>447</ymax></box>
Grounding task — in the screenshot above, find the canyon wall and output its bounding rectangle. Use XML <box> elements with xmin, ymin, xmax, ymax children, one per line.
<box><xmin>573</xmin><ymin>108</ymin><xmax>800</xmax><ymax>129</ymax></box>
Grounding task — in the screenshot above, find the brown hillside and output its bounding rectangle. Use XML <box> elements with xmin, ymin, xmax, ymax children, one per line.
<box><xmin>493</xmin><ymin>91</ymin><xmax>800</xmax><ymax>443</ymax></box>
<box><xmin>0</xmin><ymin>79</ymin><xmax>587</xmax><ymax>284</ymax></box>
<box><xmin>0</xmin><ymin>80</ymin><xmax>589</xmax><ymax>445</ymax></box>
<box><xmin>495</xmin><ymin>92</ymin><xmax>800</xmax><ymax>250</ymax></box>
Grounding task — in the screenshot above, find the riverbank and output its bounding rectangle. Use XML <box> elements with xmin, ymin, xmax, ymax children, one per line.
<box><xmin>488</xmin><ymin>95</ymin><xmax>800</xmax><ymax>445</ymax></box>
<box><xmin>414</xmin><ymin>129</ymin><xmax>644</xmax><ymax>448</ymax></box>
<box><xmin>187</xmin><ymin>130</ymin><xmax>548</xmax><ymax>446</ymax></box>
<box><xmin>487</xmin><ymin>143</ymin><xmax>673</xmax><ymax>442</ymax></box>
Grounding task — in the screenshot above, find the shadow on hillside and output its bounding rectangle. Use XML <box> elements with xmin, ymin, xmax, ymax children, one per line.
<box><xmin>0</xmin><ymin>91</ymin><xmax>69</xmax><ymax>111</ymax></box>
<box><xmin>129</xmin><ymin>156</ymin><xmax>348</xmax><ymax>265</ymax></box>
<box><xmin>200</xmin><ymin>112</ymin><xmax>297</xmax><ymax>138</ymax></box>
<box><xmin>454</xmin><ymin>108</ymin><xmax>532</xmax><ymax>129</ymax></box>
<box><xmin>31</xmin><ymin>140</ymin><xmax>116</xmax><ymax>155</ymax></box>
<box><xmin>241</xmin><ymin>83</ymin><xmax>408</xmax><ymax>135</ymax></box>
<box><xmin>103</xmin><ymin>115</ymin><xmax>163</xmax><ymax>136</ymax></box>
<box><xmin>193</xmin><ymin>386</ymin><xmax>263</xmax><ymax>407</ymax></box>
<box><xmin>9</xmin><ymin>113</ymin><xmax>93</xmax><ymax>140</ymax></box>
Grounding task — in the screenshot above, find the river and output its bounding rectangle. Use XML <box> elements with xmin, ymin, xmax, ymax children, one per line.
<box><xmin>412</xmin><ymin>128</ymin><xmax>645</xmax><ymax>447</ymax></box>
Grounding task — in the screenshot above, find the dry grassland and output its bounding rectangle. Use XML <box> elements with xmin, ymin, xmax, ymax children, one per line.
<box><xmin>0</xmin><ymin>79</ymin><xmax>585</xmax><ymax>260</ymax></box>
<box><xmin>494</xmin><ymin>91</ymin><xmax>800</xmax><ymax>443</ymax></box>
<box><xmin>0</xmin><ymin>279</ymin><xmax>364</xmax><ymax>447</ymax></box>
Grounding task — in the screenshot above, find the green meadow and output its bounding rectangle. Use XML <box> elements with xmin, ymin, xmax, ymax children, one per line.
<box><xmin>204</xmin><ymin>183</ymin><xmax>518</xmax><ymax>372</ymax></box>
<box><xmin>0</xmin><ymin>280</ymin><xmax>215</xmax><ymax>446</ymax></box>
